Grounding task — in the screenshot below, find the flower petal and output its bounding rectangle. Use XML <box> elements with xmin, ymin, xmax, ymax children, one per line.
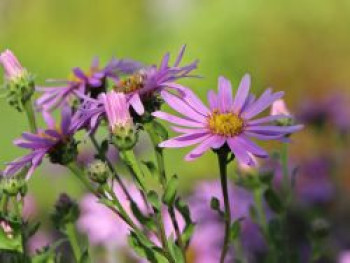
<box><xmin>184</xmin><ymin>135</ymin><xmax>224</xmax><ymax>161</ymax></box>
<box><xmin>152</xmin><ymin>111</ymin><xmax>205</xmax><ymax>128</ymax></box>
<box><xmin>159</xmin><ymin>132</ymin><xmax>210</xmax><ymax>148</ymax></box>
<box><xmin>218</xmin><ymin>76</ymin><xmax>233</xmax><ymax>112</ymax></box>
<box><xmin>232</xmin><ymin>74</ymin><xmax>251</xmax><ymax>114</ymax></box>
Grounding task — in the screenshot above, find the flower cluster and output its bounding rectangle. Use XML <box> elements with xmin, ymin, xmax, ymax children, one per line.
<box><xmin>0</xmin><ymin>47</ymin><xmax>306</xmax><ymax>263</ymax></box>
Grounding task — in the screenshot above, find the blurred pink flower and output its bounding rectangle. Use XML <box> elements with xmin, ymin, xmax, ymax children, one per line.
<box><xmin>271</xmin><ymin>99</ymin><xmax>291</xmax><ymax>117</ymax></box>
<box><xmin>27</xmin><ymin>230</ymin><xmax>52</xmax><ymax>255</ymax></box>
<box><xmin>339</xmin><ymin>251</ymin><xmax>350</xmax><ymax>263</ymax></box>
<box><xmin>0</xmin><ymin>49</ymin><xmax>26</xmax><ymax>80</ymax></box>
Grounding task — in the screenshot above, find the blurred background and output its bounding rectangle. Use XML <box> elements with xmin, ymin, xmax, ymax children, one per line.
<box><xmin>1</xmin><ymin>0</ymin><xmax>350</xmax><ymax>261</ymax></box>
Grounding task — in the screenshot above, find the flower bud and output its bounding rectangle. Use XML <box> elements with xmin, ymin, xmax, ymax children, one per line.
<box><xmin>0</xmin><ymin>50</ymin><xmax>35</xmax><ymax>112</ymax></box>
<box><xmin>0</xmin><ymin>178</ymin><xmax>27</xmax><ymax>196</ymax></box>
<box><xmin>270</xmin><ymin>99</ymin><xmax>295</xmax><ymax>126</ymax></box>
<box><xmin>87</xmin><ymin>160</ymin><xmax>109</xmax><ymax>184</ymax></box>
<box><xmin>101</xmin><ymin>91</ymin><xmax>138</xmax><ymax>150</ymax></box>
<box><xmin>0</xmin><ymin>220</ymin><xmax>13</xmax><ymax>239</ymax></box>
<box><xmin>51</xmin><ymin>193</ymin><xmax>80</xmax><ymax>229</ymax></box>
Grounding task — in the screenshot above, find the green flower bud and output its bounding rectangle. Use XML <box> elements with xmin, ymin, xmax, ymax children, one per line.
<box><xmin>111</xmin><ymin>126</ymin><xmax>138</xmax><ymax>151</ymax></box>
<box><xmin>0</xmin><ymin>178</ymin><xmax>27</xmax><ymax>196</ymax></box>
<box><xmin>87</xmin><ymin>160</ymin><xmax>109</xmax><ymax>184</ymax></box>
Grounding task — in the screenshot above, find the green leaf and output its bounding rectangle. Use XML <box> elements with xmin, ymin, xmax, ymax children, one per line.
<box><xmin>79</xmin><ymin>249</ymin><xmax>89</xmax><ymax>263</ymax></box>
<box><xmin>153</xmin><ymin>121</ymin><xmax>168</xmax><ymax>141</ymax></box>
<box><xmin>0</xmin><ymin>224</ymin><xmax>22</xmax><ymax>253</ymax></box>
<box><xmin>264</xmin><ymin>188</ymin><xmax>284</xmax><ymax>214</ymax></box>
<box><xmin>229</xmin><ymin>220</ymin><xmax>241</xmax><ymax>241</ymax></box>
<box><xmin>130</xmin><ymin>202</ymin><xmax>157</xmax><ymax>231</ymax></box>
<box><xmin>147</xmin><ymin>191</ymin><xmax>161</xmax><ymax>210</ymax></box>
<box><xmin>141</xmin><ymin>161</ymin><xmax>158</xmax><ymax>177</ymax></box>
<box><xmin>32</xmin><ymin>239</ymin><xmax>66</xmax><ymax>263</ymax></box>
<box><xmin>181</xmin><ymin>223</ymin><xmax>195</xmax><ymax>245</ymax></box>
<box><xmin>100</xmin><ymin>140</ymin><xmax>109</xmax><ymax>156</ymax></box>
<box><xmin>168</xmin><ymin>239</ymin><xmax>184</xmax><ymax>263</ymax></box>
<box><xmin>163</xmin><ymin>175</ymin><xmax>178</xmax><ymax>206</ymax></box>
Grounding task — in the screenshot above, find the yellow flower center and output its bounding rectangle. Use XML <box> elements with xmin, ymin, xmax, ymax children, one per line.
<box><xmin>114</xmin><ymin>73</ymin><xmax>145</xmax><ymax>94</ymax></box>
<box><xmin>208</xmin><ymin>110</ymin><xmax>244</xmax><ymax>136</ymax></box>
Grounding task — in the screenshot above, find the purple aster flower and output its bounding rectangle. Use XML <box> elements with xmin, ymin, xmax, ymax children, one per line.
<box><xmin>3</xmin><ymin>104</ymin><xmax>77</xmax><ymax>179</ymax></box>
<box><xmin>0</xmin><ymin>49</ymin><xmax>27</xmax><ymax>81</ymax></box>
<box><xmin>154</xmin><ymin>74</ymin><xmax>303</xmax><ymax>165</ymax></box>
<box><xmin>114</xmin><ymin>45</ymin><xmax>198</xmax><ymax>115</ymax></box>
<box><xmin>36</xmin><ymin>57</ymin><xmax>142</xmax><ymax>111</ymax></box>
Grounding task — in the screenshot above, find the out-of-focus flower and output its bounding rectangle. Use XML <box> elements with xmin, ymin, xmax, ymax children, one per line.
<box><xmin>114</xmin><ymin>45</ymin><xmax>198</xmax><ymax>115</ymax></box>
<box><xmin>36</xmin><ymin>57</ymin><xmax>142</xmax><ymax>111</ymax></box>
<box><xmin>4</xmin><ymin>105</ymin><xmax>77</xmax><ymax>179</ymax></box>
<box><xmin>188</xmin><ymin>180</ymin><xmax>266</xmax><ymax>262</ymax></box>
<box><xmin>271</xmin><ymin>99</ymin><xmax>291</xmax><ymax>117</ymax></box>
<box><xmin>155</xmin><ymin>74</ymin><xmax>303</xmax><ymax>165</ymax></box>
<box><xmin>295</xmin><ymin>156</ymin><xmax>334</xmax><ymax>205</ymax></box>
<box><xmin>297</xmin><ymin>93</ymin><xmax>350</xmax><ymax>134</ymax></box>
<box><xmin>23</xmin><ymin>194</ymin><xmax>38</xmax><ymax>219</ymax></box>
<box><xmin>339</xmin><ymin>251</ymin><xmax>350</xmax><ymax>263</ymax></box>
<box><xmin>77</xmin><ymin>181</ymin><xmax>145</xmax><ymax>248</ymax></box>
<box><xmin>27</xmin><ymin>230</ymin><xmax>52</xmax><ymax>255</ymax></box>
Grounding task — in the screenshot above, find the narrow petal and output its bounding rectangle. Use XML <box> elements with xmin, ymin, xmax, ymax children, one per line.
<box><xmin>246</xmin><ymin>124</ymin><xmax>303</xmax><ymax>134</ymax></box>
<box><xmin>129</xmin><ymin>94</ymin><xmax>144</xmax><ymax>115</ymax></box>
<box><xmin>152</xmin><ymin>111</ymin><xmax>205</xmax><ymax>128</ymax></box>
<box><xmin>171</xmin><ymin>126</ymin><xmax>208</xmax><ymax>134</ymax></box>
<box><xmin>159</xmin><ymin>132</ymin><xmax>210</xmax><ymax>148</ymax></box>
<box><xmin>233</xmin><ymin>136</ymin><xmax>268</xmax><ymax>158</ymax></box>
<box><xmin>243</xmin><ymin>89</ymin><xmax>284</xmax><ymax>119</ymax></box>
<box><xmin>232</xmin><ymin>74</ymin><xmax>251</xmax><ymax>113</ymax></box>
<box><xmin>165</xmin><ymin>83</ymin><xmax>210</xmax><ymax>115</ymax></box>
<box><xmin>61</xmin><ymin>104</ymin><xmax>72</xmax><ymax>135</ymax></box>
<box><xmin>247</xmin><ymin>115</ymin><xmax>287</xmax><ymax>126</ymax></box>
<box><xmin>184</xmin><ymin>135</ymin><xmax>222</xmax><ymax>161</ymax></box>
<box><xmin>174</xmin><ymin>45</ymin><xmax>186</xmax><ymax>67</ymax></box>
<box><xmin>227</xmin><ymin>138</ymin><xmax>254</xmax><ymax>165</ymax></box>
<box><xmin>218</xmin><ymin>76</ymin><xmax>233</xmax><ymax>112</ymax></box>
<box><xmin>207</xmin><ymin>90</ymin><xmax>218</xmax><ymax>110</ymax></box>
<box><xmin>42</xmin><ymin>111</ymin><xmax>56</xmax><ymax>129</ymax></box>
<box><xmin>244</xmin><ymin>131</ymin><xmax>285</xmax><ymax>140</ymax></box>
<box><xmin>161</xmin><ymin>91</ymin><xmax>207</xmax><ymax>122</ymax></box>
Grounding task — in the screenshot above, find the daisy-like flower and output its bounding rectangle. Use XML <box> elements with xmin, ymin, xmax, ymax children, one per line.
<box><xmin>154</xmin><ymin>74</ymin><xmax>303</xmax><ymax>165</ymax></box>
<box><xmin>3</xmin><ymin>105</ymin><xmax>77</xmax><ymax>179</ymax></box>
<box><xmin>36</xmin><ymin>57</ymin><xmax>142</xmax><ymax>111</ymax></box>
<box><xmin>114</xmin><ymin>45</ymin><xmax>198</xmax><ymax>115</ymax></box>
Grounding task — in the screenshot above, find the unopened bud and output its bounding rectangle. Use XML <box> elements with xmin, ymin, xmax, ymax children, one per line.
<box><xmin>48</xmin><ymin>138</ymin><xmax>78</xmax><ymax>166</ymax></box>
<box><xmin>0</xmin><ymin>178</ymin><xmax>27</xmax><ymax>196</ymax></box>
<box><xmin>51</xmin><ymin>193</ymin><xmax>80</xmax><ymax>229</ymax></box>
<box><xmin>0</xmin><ymin>50</ymin><xmax>35</xmax><ymax>112</ymax></box>
<box><xmin>271</xmin><ymin>99</ymin><xmax>295</xmax><ymax>127</ymax></box>
<box><xmin>88</xmin><ymin>160</ymin><xmax>109</xmax><ymax>184</ymax></box>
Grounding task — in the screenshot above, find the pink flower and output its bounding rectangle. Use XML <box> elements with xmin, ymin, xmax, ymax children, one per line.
<box><xmin>271</xmin><ymin>99</ymin><xmax>291</xmax><ymax>117</ymax></box>
<box><xmin>0</xmin><ymin>49</ymin><xmax>26</xmax><ymax>80</ymax></box>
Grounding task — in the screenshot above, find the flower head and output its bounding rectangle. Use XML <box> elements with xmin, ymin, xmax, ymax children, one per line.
<box><xmin>4</xmin><ymin>105</ymin><xmax>77</xmax><ymax>179</ymax></box>
<box><xmin>114</xmin><ymin>45</ymin><xmax>198</xmax><ymax>115</ymax></box>
<box><xmin>36</xmin><ymin>57</ymin><xmax>142</xmax><ymax>111</ymax></box>
<box><xmin>0</xmin><ymin>49</ymin><xmax>27</xmax><ymax>81</ymax></box>
<box><xmin>154</xmin><ymin>74</ymin><xmax>303</xmax><ymax>165</ymax></box>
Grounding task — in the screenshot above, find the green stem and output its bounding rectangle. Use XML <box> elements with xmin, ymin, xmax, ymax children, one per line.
<box><xmin>217</xmin><ymin>150</ymin><xmax>231</xmax><ymax>263</ymax></box>
<box><xmin>145</xmin><ymin>121</ymin><xmax>187</xmax><ymax>262</ymax></box>
<box><xmin>65</xmin><ymin>223</ymin><xmax>82</xmax><ymax>262</ymax></box>
<box><xmin>281</xmin><ymin>143</ymin><xmax>289</xmax><ymax>196</ymax></box>
<box><xmin>120</xmin><ymin>149</ymin><xmax>146</xmax><ymax>191</ymax></box>
<box><xmin>1</xmin><ymin>194</ymin><xmax>9</xmax><ymax>213</ymax></box>
<box><xmin>23</xmin><ymin>98</ymin><xmax>37</xmax><ymax>133</ymax></box>
<box><xmin>144</xmin><ymin>122</ymin><xmax>166</xmax><ymax>186</ymax></box>
<box><xmin>67</xmin><ymin>162</ymin><xmax>98</xmax><ymax>195</ymax></box>
<box><xmin>253</xmin><ymin>187</ymin><xmax>267</xmax><ymax>235</ymax></box>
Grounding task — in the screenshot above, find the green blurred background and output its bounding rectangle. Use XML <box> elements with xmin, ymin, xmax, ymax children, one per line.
<box><xmin>1</xmin><ymin>0</ymin><xmax>350</xmax><ymax>213</ymax></box>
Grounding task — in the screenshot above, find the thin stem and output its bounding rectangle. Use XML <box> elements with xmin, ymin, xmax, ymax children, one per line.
<box><xmin>65</xmin><ymin>223</ymin><xmax>82</xmax><ymax>262</ymax></box>
<box><xmin>218</xmin><ymin>150</ymin><xmax>231</xmax><ymax>263</ymax></box>
<box><xmin>120</xmin><ymin>149</ymin><xmax>146</xmax><ymax>191</ymax></box>
<box><xmin>67</xmin><ymin>162</ymin><xmax>98</xmax><ymax>195</ymax></box>
<box><xmin>23</xmin><ymin>98</ymin><xmax>37</xmax><ymax>133</ymax></box>
<box><xmin>89</xmin><ymin>134</ymin><xmax>132</xmax><ymax>201</ymax></box>
<box><xmin>253</xmin><ymin>187</ymin><xmax>267</xmax><ymax>235</ymax></box>
<box><xmin>155</xmin><ymin>211</ymin><xmax>176</xmax><ymax>263</ymax></box>
<box><xmin>144</xmin><ymin>122</ymin><xmax>166</xmax><ymax>186</ymax></box>
<box><xmin>281</xmin><ymin>143</ymin><xmax>289</xmax><ymax>196</ymax></box>
<box><xmin>145</xmin><ymin>121</ymin><xmax>187</xmax><ymax>262</ymax></box>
